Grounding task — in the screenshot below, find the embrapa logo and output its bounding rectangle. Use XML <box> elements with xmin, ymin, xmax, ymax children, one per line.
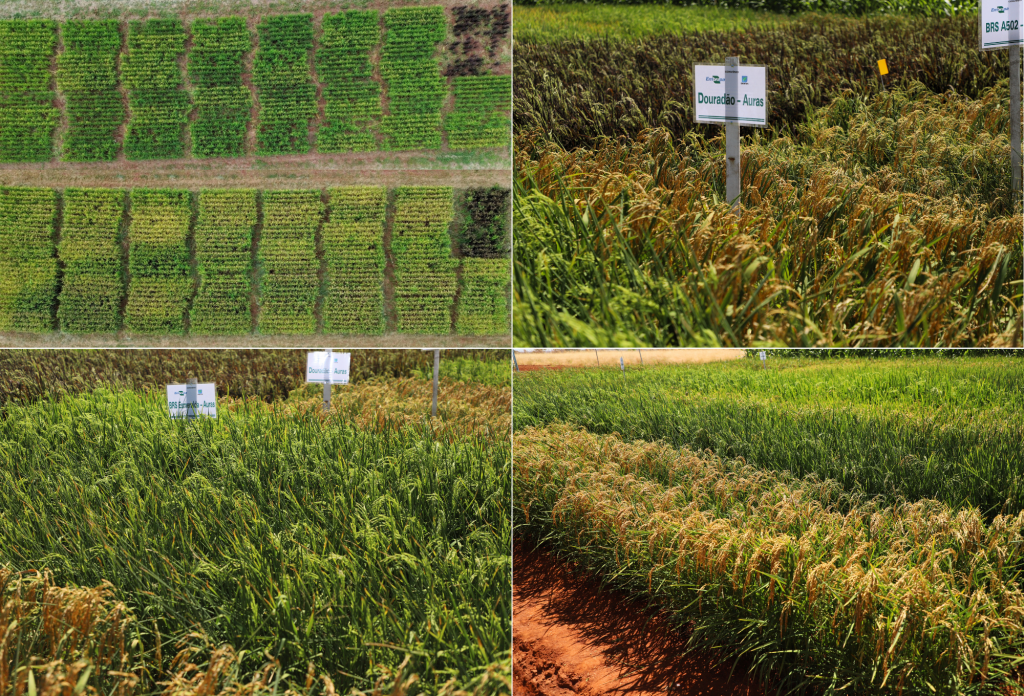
<box><xmin>993</xmin><ymin>5</ymin><xmax>1008</xmax><ymax>12</ymax></box>
<box><xmin>706</xmin><ymin>75</ymin><xmax>721</xmax><ymax>84</ymax></box>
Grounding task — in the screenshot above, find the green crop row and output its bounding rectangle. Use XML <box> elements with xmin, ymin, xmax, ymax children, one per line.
<box><xmin>317</xmin><ymin>10</ymin><xmax>381</xmax><ymax>153</ymax></box>
<box><xmin>257</xmin><ymin>189</ymin><xmax>321</xmax><ymax>334</ymax></box>
<box><xmin>0</xmin><ymin>187</ymin><xmax>57</xmax><ymax>332</ymax></box>
<box><xmin>0</xmin><ymin>186</ymin><xmax>508</xmax><ymax>337</ymax></box>
<box><xmin>254</xmin><ymin>14</ymin><xmax>316</xmax><ymax>155</ymax></box>
<box><xmin>189</xmin><ymin>17</ymin><xmax>252</xmax><ymax>158</ymax></box>
<box><xmin>0</xmin><ymin>20</ymin><xmax>58</xmax><ymax>162</ymax></box>
<box><xmin>124</xmin><ymin>189</ymin><xmax>192</xmax><ymax>334</ymax></box>
<box><xmin>322</xmin><ymin>186</ymin><xmax>386</xmax><ymax>335</ymax></box>
<box><xmin>58</xmin><ymin>20</ymin><xmax>123</xmax><ymax>161</ymax></box>
<box><xmin>381</xmin><ymin>8</ymin><xmax>447</xmax><ymax>151</ymax></box>
<box><xmin>457</xmin><ymin>258</ymin><xmax>509</xmax><ymax>335</ymax></box>
<box><xmin>446</xmin><ymin>75</ymin><xmax>510</xmax><ymax>149</ymax></box>
<box><xmin>191</xmin><ymin>189</ymin><xmax>257</xmax><ymax>335</ymax></box>
<box><xmin>393</xmin><ymin>186</ymin><xmax>457</xmax><ymax>334</ymax></box>
<box><xmin>122</xmin><ymin>19</ymin><xmax>188</xmax><ymax>160</ymax></box>
<box><xmin>57</xmin><ymin>189</ymin><xmax>125</xmax><ymax>333</ymax></box>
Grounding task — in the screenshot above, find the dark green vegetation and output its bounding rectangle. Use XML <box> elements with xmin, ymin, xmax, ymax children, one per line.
<box><xmin>515</xmin><ymin>354</ymin><xmax>1024</xmax><ymax>695</ymax></box>
<box><xmin>0</xmin><ymin>348</ymin><xmax>509</xmax><ymax>405</ymax></box>
<box><xmin>122</xmin><ymin>19</ymin><xmax>188</xmax><ymax>160</ymax></box>
<box><xmin>189</xmin><ymin>17</ymin><xmax>252</xmax><ymax>158</ymax></box>
<box><xmin>254</xmin><ymin>14</ymin><xmax>316</xmax><ymax>155</ymax></box>
<box><xmin>58</xmin><ymin>20</ymin><xmax>123</xmax><ymax>161</ymax></box>
<box><xmin>514</xmin><ymin>355</ymin><xmax>1024</xmax><ymax>517</ymax></box>
<box><xmin>0</xmin><ymin>353</ymin><xmax>511</xmax><ymax>694</ymax></box>
<box><xmin>0</xmin><ymin>8</ymin><xmax>510</xmax><ymax>162</ymax></box>
<box><xmin>514</xmin><ymin>13</ymin><xmax>1022</xmax><ymax>347</ymax></box>
<box><xmin>0</xmin><ymin>185</ymin><xmax>510</xmax><ymax>338</ymax></box>
<box><xmin>0</xmin><ymin>19</ymin><xmax>57</xmax><ymax>161</ymax></box>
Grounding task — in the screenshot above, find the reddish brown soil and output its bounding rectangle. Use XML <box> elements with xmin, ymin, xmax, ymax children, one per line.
<box><xmin>513</xmin><ymin>539</ymin><xmax>765</xmax><ymax>696</ymax></box>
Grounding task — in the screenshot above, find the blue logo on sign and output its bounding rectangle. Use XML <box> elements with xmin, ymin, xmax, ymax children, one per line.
<box><xmin>742</xmin><ymin>75</ymin><xmax>748</xmax><ymax>84</ymax></box>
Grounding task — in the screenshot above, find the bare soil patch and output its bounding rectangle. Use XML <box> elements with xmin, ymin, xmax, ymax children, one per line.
<box><xmin>514</xmin><ymin>539</ymin><xmax>765</xmax><ymax>696</ymax></box>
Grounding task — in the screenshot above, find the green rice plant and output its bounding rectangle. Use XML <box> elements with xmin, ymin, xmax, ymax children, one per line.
<box><xmin>191</xmin><ymin>189</ymin><xmax>257</xmax><ymax>335</ymax></box>
<box><xmin>0</xmin><ymin>383</ymin><xmax>510</xmax><ymax>692</ymax></box>
<box><xmin>514</xmin><ymin>81</ymin><xmax>1023</xmax><ymax>347</ymax></box>
<box><xmin>56</xmin><ymin>188</ymin><xmax>125</xmax><ymax>333</ymax></box>
<box><xmin>189</xmin><ymin>17</ymin><xmax>252</xmax><ymax>158</ymax></box>
<box><xmin>257</xmin><ymin>189</ymin><xmax>321</xmax><ymax>334</ymax></box>
<box><xmin>514</xmin><ymin>13</ymin><xmax>1007</xmax><ymax>151</ymax></box>
<box><xmin>513</xmin><ymin>355</ymin><xmax>1024</xmax><ymax>516</ymax></box>
<box><xmin>322</xmin><ymin>186</ymin><xmax>386</xmax><ymax>335</ymax></box>
<box><xmin>445</xmin><ymin>75</ymin><xmax>510</xmax><ymax>149</ymax></box>
<box><xmin>0</xmin><ymin>20</ymin><xmax>58</xmax><ymax>162</ymax></box>
<box><xmin>57</xmin><ymin>20</ymin><xmax>123</xmax><ymax>161</ymax></box>
<box><xmin>317</xmin><ymin>10</ymin><xmax>381</xmax><ymax>153</ymax></box>
<box><xmin>0</xmin><ymin>187</ymin><xmax>57</xmax><ymax>332</ymax></box>
<box><xmin>123</xmin><ymin>188</ymin><xmax>192</xmax><ymax>335</ymax></box>
<box><xmin>456</xmin><ymin>258</ymin><xmax>508</xmax><ymax>335</ymax></box>
<box><xmin>392</xmin><ymin>186</ymin><xmax>456</xmax><ymax>334</ymax></box>
<box><xmin>515</xmin><ymin>422</ymin><xmax>1024</xmax><ymax>696</ymax></box>
<box><xmin>121</xmin><ymin>19</ymin><xmax>188</xmax><ymax>160</ymax></box>
<box><xmin>254</xmin><ymin>14</ymin><xmax>316</xmax><ymax>155</ymax></box>
<box><xmin>380</xmin><ymin>8</ymin><xmax>447</xmax><ymax>151</ymax></box>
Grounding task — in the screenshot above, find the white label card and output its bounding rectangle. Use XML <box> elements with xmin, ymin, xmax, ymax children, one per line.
<box><xmin>167</xmin><ymin>383</ymin><xmax>217</xmax><ymax>418</ymax></box>
<box><xmin>981</xmin><ymin>0</ymin><xmax>1023</xmax><ymax>50</ymax></box>
<box><xmin>306</xmin><ymin>352</ymin><xmax>351</xmax><ymax>384</ymax></box>
<box><xmin>759</xmin><ymin>351</ymin><xmax>767</xmax><ymax>361</ymax></box>
<box><xmin>693</xmin><ymin>64</ymin><xmax>767</xmax><ymax>127</ymax></box>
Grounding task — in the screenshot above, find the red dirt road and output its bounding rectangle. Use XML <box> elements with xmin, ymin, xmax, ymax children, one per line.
<box><xmin>514</xmin><ymin>539</ymin><xmax>765</xmax><ymax>696</ymax></box>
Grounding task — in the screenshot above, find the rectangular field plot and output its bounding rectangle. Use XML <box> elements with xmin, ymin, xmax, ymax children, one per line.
<box><xmin>322</xmin><ymin>186</ymin><xmax>385</xmax><ymax>335</ymax></box>
<box><xmin>124</xmin><ymin>189</ymin><xmax>191</xmax><ymax>334</ymax></box>
<box><xmin>392</xmin><ymin>186</ymin><xmax>456</xmax><ymax>334</ymax></box>
<box><xmin>189</xmin><ymin>17</ymin><xmax>252</xmax><ymax>158</ymax></box>
<box><xmin>456</xmin><ymin>258</ymin><xmax>508</xmax><ymax>335</ymax></box>
<box><xmin>58</xmin><ymin>20</ymin><xmax>123</xmax><ymax>161</ymax></box>
<box><xmin>121</xmin><ymin>19</ymin><xmax>188</xmax><ymax>160</ymax></box>
<box><xmin>257</xmin><ymin>189</ymin><xmax>321</xmax><ymax>334</ymax></box>
<box><xmin>191</xmin><ymin>189</ymin><xmax>256</xmax><ymax>334</ymax></box>
<box><xmin>317</xmin><ymin>11</ymin><xmax>381</xmax><ymax>153</ymax></box>
<box><xmin>380</xmin><ymin>8</ymin><xmax>447</xmax><ymax>151</ymax></box>
<box><xmin>57</xmin><ymin>189</ymin><xmax>125</xmax><ymax>333</ymax></box>
<box><xmin>254</xmin><ymin>14</ymin><xmax>316</xmax><ymax>155</ymax></box>
<box><xmin>445</xmin><ymin>75</ymin><xmax>510</xmax><ymax>149</ymax></box>
<box><xmin>0</xmin><ymin>187</ymin><xmax>57</xmax><ymax>332</ymax></box>
<box><xmin>0</xmin><ymin>20</ymin><xmax>58</xmax><ymax>162</ymax></box>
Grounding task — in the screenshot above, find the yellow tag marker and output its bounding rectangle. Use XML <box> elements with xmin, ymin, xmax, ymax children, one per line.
<box><xmin>878</xmin><ymin>59</ymin><xmax>889</xmax><ymax>76</ymax></box>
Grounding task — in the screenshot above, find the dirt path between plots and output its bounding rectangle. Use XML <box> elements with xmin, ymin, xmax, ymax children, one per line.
<box><xmin>0</xmin><ymin>331</ymin><xmax>508</xmax><ymax>349</ymax></box>
<box><xmin>513</xmin><ymin>539</ymin><xmax>765</xmax><ymax>696</ymax></box>
<box><xmin>515</xmin><ymin>349</ymin><xmax>746</xmax><ymax>369</ymax></box>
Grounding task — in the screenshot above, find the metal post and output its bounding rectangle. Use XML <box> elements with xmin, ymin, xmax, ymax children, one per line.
<box><xmin>620</xmin><ymin>357</ymin><xmax>624</xmax><ymax>373</ymax></box>
<box><xmin>512</xmin><ymin>351</ymin><xmax>519</xmax><ymax>372</ymax></box>
<box><xmin>725</xmin><ymin>56</ymin><xmax>741</xmax><ymax>213</ymax></box>
<box><xmin>431</xmin><ymin>349</ymin><xmax>440</xmax><ymax>418</ymax></box>
<box><xmin>323</xmin><ymin>347</ymin><xmax>332</xmax><ymax>412</ymax></box>
<box><xmin>594</xmin><ymin>349</ymin><xmax>599</xmax><ymax>367</ymax></box>
<box><xmin>185</xmin><ymin>378</ymin><xmax>197</xmax><ymax>420</ymax></box>
<box><xmin>638</xmin><ymin>349</ymin><xmax>643</xmax><ymax>366</ymax></box>
<box><xmin>1012</xmin><ymin>46</ymin><xmax>1021</xmax><ymax>200</ymax></box>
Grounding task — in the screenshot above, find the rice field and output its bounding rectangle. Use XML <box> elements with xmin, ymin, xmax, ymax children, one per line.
<box><xmin>513</xmin><ymin>351</ymin><xmax>1024</xmax><ymax>694</ymax></box>
<box><xmin>0</xmin><ymin>351</ymin><xmax>511</xmax><ymax>696</ymax></box>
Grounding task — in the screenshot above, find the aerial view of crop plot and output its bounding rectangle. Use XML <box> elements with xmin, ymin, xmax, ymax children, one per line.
<box><xmin>513</xmin><ymin>349</ymin><xmax>1024</xmax><ymax>695</ymax></box>
<box><xmin>0</xmin><ymin>347</ymin><xmax>511</xmax><ymax>696</ymax></box>
<box><xmin>0</xmin><ymin>183</ymin><xmax>510</xmax><ymax>346</ymax></box>
<box><xmin>513</xmin><ymin>2</ymin><xmax>1023</xmax><ymax>348</ymax></box>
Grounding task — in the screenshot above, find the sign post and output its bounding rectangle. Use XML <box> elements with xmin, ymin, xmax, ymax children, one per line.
<box><xmin>306</xmin><ymin>351</ymin><xmax>351</xmax><ymax>410</ymax></box>
<box><xmin>694</xmin><ymin>59</ymin><xmax>767</xmax><ymax>212</ymax></box>
<box><xmin>980</xmin><ymin>0</ymin><xmax>1023</xmax><ymax>199</ymax></box>
<box><xmin>167</xmin><ymin>381</ymin><xmax>217</xmax><ymax>419</ymax></box>
<box><xmin>432</xmin><ymin>349</ymin><xmax>440</xmax><ymax>418</ymax></box>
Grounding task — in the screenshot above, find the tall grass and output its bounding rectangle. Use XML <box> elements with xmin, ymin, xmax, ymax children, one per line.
<box><xmin>513</xmin><ymin>356</ymin><xmax>1024</xmax><ymax>516</ymax></box>
<box><xmin>515</xmin><ymin>423</ymin><xmax>1024</xmax><ymax>696</ymax></box>
<box><xmin>515</xmin><ymin>82</ymin><xmax>1023</xmax><ymax>347</ymax></box>
<box><xmin>0</xmin><ymin>385</ymin><xmax>510</xmax><ymax>694</ymax></box>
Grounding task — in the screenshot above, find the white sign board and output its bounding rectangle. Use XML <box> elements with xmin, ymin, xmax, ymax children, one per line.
<box><xmin>980</xmin><ymin>0</ymin><xmax>1023</xmax><ymax>50</ymax></box>
<box><xmin>693</xmin><ymin>64</ymin><xmax>767</xmax><ymax>127</ymax></box>
<box><xmin>167</xmin><ymin>383</ymin><xmax>217</xmax><ymax>418</ymax></box>
<box><xmin>759</xmin><ymin>351</ymin><xmax>766</xmax><ymax>361</ymax></box>
<box><xmin>306</xmin><ymin>352</ymin><xmax>351</xmax><ymax>384</ymax></box>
